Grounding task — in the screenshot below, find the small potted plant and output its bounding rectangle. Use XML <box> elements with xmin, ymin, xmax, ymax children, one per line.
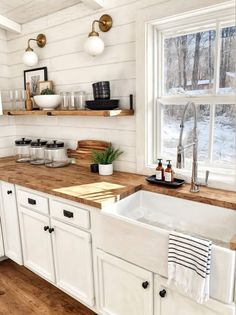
<box><xmin>91</xmin><ymin>144</ymin><xmax>123</xmax><ymax>176</ymax></box>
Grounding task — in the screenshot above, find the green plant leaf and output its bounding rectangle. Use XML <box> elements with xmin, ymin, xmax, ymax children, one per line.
<box><xmin>40</xmin><ymin>88</ymin><xmax>55</xmax><ymax>95</ymax></box>
<box><xmin>91</xmin><ymin>144</ymin><xmax>123</xmax><ymax>165</ymax></box>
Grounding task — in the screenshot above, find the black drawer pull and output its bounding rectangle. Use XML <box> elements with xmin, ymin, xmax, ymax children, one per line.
<box><xmin>44</xmin><ymin>226</ymin><xmax>49</xmax><ymax>231</ymax></box>
<box><xmin>49</xmin><ymin>228</ymin><xmax>54</xmax><ymax>233</ymax></box>
<box><xmin>63</xmin><ymin>210</ymin><xmax>74</xmax><ymax>218</ymax></box>
<box><xmin>7</xmin><ymin>190</ymin><xmax>12</xmax><ymax>195</ymax></box>
<box><xmin>28</xmin><ymin>198</ymin><xmax>36</xmax><ymax>205</ymax></box>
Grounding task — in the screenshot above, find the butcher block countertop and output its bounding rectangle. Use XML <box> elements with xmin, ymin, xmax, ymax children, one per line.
<box><xmin>0</xmin><ymin>157</ymin><xmax>235</xmax><ymax>211</ymax></box>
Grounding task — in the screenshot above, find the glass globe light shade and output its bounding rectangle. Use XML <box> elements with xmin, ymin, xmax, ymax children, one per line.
<box><xmin>22</xmin><ymin>50</ymin><xmax>38</xmax><ymax>66</ymax></box>
<box><xmin>84</xmin><ymin>36</ymin><xmax>104</xmax><ymax>56</ymax></box>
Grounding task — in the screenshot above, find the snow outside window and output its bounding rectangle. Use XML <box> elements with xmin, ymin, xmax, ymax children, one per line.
<box><xmin>150</xmin><ymin>10</ymin><xmax>236</xmax><ymax>189</ymax></box>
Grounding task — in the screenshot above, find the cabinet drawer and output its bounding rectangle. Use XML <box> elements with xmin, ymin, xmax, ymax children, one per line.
<box><xmin>50</xmin><ymin>200</ymin><xmax>90</xmax><ymax>230</ymax></box>
<box><xmin>17</xmin><ymin>189</ymin><xmax>49</xmax><ymax>215</ymax></box>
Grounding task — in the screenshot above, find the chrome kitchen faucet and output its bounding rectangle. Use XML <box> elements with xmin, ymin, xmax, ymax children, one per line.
<box><xmin>176</xmin><ymin>101</ymin><xmax>209</xmax><ymax>193</ymax></box>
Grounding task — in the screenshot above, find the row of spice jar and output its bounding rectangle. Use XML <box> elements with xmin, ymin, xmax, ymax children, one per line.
<box><xmin>15</xmin><ymin>138</ymin><xmax>69</xmax><ymax>168</ymax></box>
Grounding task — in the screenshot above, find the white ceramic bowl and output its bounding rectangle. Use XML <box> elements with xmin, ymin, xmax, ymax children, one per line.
<box><xmin>33</xmin><ymin>95</ymin><xmax>62</xmax><ymax>110</ymax></box>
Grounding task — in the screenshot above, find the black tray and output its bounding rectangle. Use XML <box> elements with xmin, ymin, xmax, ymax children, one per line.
<box><xmin>146</xmin><ymin>175</ymin><xmax>185</xmax><ymax>187</ymax></box>
<box><xmin>86</xmin><ymin>99</ymin><xmax>119</xmax><ymax>110</ymax></box>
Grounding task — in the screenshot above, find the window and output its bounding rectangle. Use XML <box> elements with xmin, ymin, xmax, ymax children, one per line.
<box><xmin>143</xmin><ymin>4</ymin><xmax>236</xmax><ymax>189</ymax></box>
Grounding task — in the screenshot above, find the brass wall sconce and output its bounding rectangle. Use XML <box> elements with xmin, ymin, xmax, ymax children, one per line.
<box><xmin>22</xmin><ymin>34</ymin><xmax>47</xmax><ymax>67</ymax></box>
<box><xmin>84</xmin><ymin>14</ymin><xmax>113</xmax><ymax>56</ymax></box>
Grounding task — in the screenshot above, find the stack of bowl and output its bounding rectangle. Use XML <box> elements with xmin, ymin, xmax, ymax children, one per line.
<box><xmin>86</xmin><ymin>81</ymin><xmax>119</xmax><ymax>110</ymax></box>
<box><xmin>92</xmin><ymin>81</ymin><xmax>110</xmax><ymax>100</ymax></box>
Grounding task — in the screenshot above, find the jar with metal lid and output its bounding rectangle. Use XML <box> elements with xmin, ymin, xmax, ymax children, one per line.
<box><xmin>44</xmin><ymin>140</ymin><xmax>69</xmax><ymax>168</ymax></box>
<box><xmin>30</xmin><ymin>139</ymin><xmax>47</xmax><ymax>165</ymax></box>
<box><xmin>15</xmin><ymin>138</ymin><xmax>32</xmax><ymax>163</ymax></box>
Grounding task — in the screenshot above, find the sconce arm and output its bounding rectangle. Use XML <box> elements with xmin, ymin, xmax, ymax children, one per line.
<box><xmin>88</xmin><ymin>14</ymin><xmax>113</xmax><ymax>37</ymax></box>
<box><xmin>26</xmin><ymin>38</ymin><xmax>37</xmax><ymax>51</ymax></box>
<box><xmin>25</xmin><ymin>34</ymin><xmax>47</xmax><ymax>51</ymax></box>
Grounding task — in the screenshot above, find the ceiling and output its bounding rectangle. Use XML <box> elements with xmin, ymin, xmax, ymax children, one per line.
<box><xmin>0</xmin><ymin>0</ymin><xmax>82</xmax><ymax>24</ymax></box>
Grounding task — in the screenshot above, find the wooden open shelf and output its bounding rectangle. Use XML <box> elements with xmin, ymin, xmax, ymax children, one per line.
<box><xmin>3</xmin><ymin>109</ymin><xmax>134</xmax><ymax>117</ymax></box>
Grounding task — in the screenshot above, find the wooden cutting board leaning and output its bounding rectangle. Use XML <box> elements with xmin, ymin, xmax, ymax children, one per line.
<box><xmin>67</xmin><ymin>140</ymin><xmax>110</xmax><ymax>167</ymax></box>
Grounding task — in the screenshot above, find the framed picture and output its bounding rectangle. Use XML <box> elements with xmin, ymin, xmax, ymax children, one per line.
<box><xmin>38</xmin><ymin>80</ymin><xmax>53</xmax><ymax>94</ymax></box>
<box><xmin>24</xmin><ymin>67</ymin><xmax>48</xmax><ymax>96</ymax></box>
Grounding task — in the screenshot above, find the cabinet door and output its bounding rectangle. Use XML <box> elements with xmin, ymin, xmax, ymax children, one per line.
<box><xmin>154</xmin><ymin>276</ymin><xmax>234</xmax><ymax>315</ymax></box>
<box><xmin>51</xmin><ymin>219</ymin><xmax>94</xmax><ymax>307</ymax></box>
<box><xmin>0</xmin><ymin>221</ymin><xmax>4</xmax><ymax>257</ymax></box>
<box><xmin>96</xmin><ymin>249</ymin><xmax>153</xmax><ymax>315</ymax></box>
<box><xmin>0</xmin><ymin>182</ymin><xmax>22</xmax><ymax>264</ymax></box>
<box><xmin>19</xmin><ymin>206</ymin><xmax>55</xmax><ymax>283</ymax></box>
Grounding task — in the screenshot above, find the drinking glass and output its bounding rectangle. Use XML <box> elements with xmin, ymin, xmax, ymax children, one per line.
<box><xmin>1</xmin><ymin>90</ymin><xmax>11</xmax><ymax>110</ymax></box>
<box><xmin>69</xmin><ymin>91</ymin><xmax>76</xmax><ymax>110</ymax></box>
<box><xmin>9</xmin><ymin>90</ymin><xmax>15</xmax><ymax>110</ymax></box>
<box><xmin>19</xmin><ymin>90</ymin><xmax>26</xmax><ymax>110</ymax></box>
<box><xmin>75</xmin><ymin>91</ymin><xmax>86</xmax><ymax>109</ymax></box>
<box><xmin>14</xmin><ymin>90</ymin><xmax>20</xmax><ymax>110</ymax></box>
<box><xmin>60</xmin><ymin>91</ymin><xmax>69</xmax><ymax>110</ymax></box>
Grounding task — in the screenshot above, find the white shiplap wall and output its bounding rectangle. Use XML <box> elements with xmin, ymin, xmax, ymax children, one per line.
<box><xmin>0</xmin><ymin>28</ymin><xmax>16</xmax><ymax>157</ymax></box>
<box><xmin>6</xmin><ymin>0</ymin><xmax>166</xmax><ymax>172</ymax></box>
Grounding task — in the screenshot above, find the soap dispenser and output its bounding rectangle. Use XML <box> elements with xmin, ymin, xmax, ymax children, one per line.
<box><xmin>155</xmin><ymin>159</ymin><xmax>164</xmax><ymax>181</ymax></box>
<box><xmin>165</xmin><ymin>160</ymin><xmax>174</xmax><ymax>183</ymax></box>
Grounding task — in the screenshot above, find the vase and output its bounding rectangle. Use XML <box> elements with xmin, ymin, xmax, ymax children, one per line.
<box><xmin>99</xmin><ymin>163</ymin><xmax>113</xmax><ymax>176</ymax></box>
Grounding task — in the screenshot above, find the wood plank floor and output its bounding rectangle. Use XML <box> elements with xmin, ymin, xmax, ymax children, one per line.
<box><xmin>0</xmin><ymin>259</ymin><xmax>97</xmax><ymax>315</ymax></box>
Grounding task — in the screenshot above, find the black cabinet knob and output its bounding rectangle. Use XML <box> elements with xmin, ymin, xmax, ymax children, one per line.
<box><xmin>7</xmin><ymin>190</ymin><xmax>12</xmax><ymax>195</ymax></box>
<box><xmin>48</xmin><ymin>228</ymin><xmax>54</xmax><ymax>233</ymax></box>
<box><xmin>142</xmin><ymin>281</ymin><xmax>149</xmax><ymax>289</ymax></box>
<box><xmin>44</xmin><ymin>226</ymin><xmax>49</xmax><ymax>231</ymax></box>
<box><xmin>159</xmin><ymin>289</ymin><xmax>167</xmax><ymax>298</ymax></box>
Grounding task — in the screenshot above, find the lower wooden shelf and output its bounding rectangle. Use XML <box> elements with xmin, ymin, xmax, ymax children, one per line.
<box><xmin>3</xmin><ymin>109</ymin><xmax>134</xmax><ymax>117</ymax></box>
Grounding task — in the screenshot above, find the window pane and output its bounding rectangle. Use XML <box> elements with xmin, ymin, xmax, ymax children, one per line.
<box><xmin>161</xmin><ymin>104</ymin><xmax>210</xmax><ymax>166</ymax></box>
<box><xmin>219</xmin><ymin>26</ymin><xmax>236</xmax><ymax>93</ymax></box>
<box><xmin>164</xmin><ymin>30</ymin><xmax>215</xmax><ymax>96</ymax></box>
<box><xmin>213</xmin><ymin>104</ymin><xmax>236</xmax><ymax>165</ymax></box>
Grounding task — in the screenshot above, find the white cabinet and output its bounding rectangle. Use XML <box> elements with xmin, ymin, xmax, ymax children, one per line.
<box><xmin>17</xmin><ymin>189</ymin><xmax>94</xmax><ymax>307</ymax></box>
<box><xmin>51</xmin><ymin>219</ymin><xmax>94</xmax><ymax>307</ymax></box>
<box><xmin>0</xmin><ymin>221</ymin><xmax>4</xmax><ymax>257</ymax></box>
<box><xmin>0</xmin><ymin>181</ymin><xmax>22</xmax><ymax>264</ymax></box>
<box><xmin>154</xmin><ymin>276</ymin><xmax>235</xmax><ymax>315</ymax></box>
<box><xmin>18</xmin><ymin>206</ymin><xmax>55</xmax><ymax>283</ymax></box>
<box><xmin>96</xmin><ymin>249</ymin><xmax>153</xmax><ymax>315</ymax></box>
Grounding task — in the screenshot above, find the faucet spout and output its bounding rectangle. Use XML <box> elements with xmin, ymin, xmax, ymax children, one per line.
<box><xmin>176</xmin><ymin>102</ymin><xmax>199</xmax><ymax>193</ymax></box>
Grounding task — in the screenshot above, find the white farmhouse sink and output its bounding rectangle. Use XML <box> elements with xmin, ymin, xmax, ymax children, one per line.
<box><xmin>103</xmin><ymin>190</ymin><xmax>236</xmax><ymax>246</ymax></box>
<box><xmin>94</xmin><ymin>190</ymin><xmax>236</xmax><ymax>304</ymax></box>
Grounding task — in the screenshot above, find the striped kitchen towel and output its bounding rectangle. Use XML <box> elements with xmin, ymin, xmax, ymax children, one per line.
<box><xmin>167</xmin><ymin>231</ymin><xmax>212</xmax><ymax>303</ymax></box>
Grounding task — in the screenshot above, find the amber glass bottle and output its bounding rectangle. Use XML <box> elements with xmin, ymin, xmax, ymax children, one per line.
<box><xmin>155</xmin><ymin>159</ymin><xmax>164</xmax><ymax>181</ymax></box>
<box><xmin>164</xmin><ymin>160</ymin><xmax>174</xmax><ymax>183</ymax></box>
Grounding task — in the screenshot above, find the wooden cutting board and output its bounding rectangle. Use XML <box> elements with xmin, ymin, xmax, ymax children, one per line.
<box><xmin>67</xmin><ymin>140</ymin><xmax>110</xmax><ymax>167</ymax></box>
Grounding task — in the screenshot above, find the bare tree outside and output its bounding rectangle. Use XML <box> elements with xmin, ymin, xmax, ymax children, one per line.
<box><xmin>220</xmin><ymin>26</ymin><xmax>236</xmax><ymax>89</ymax></box>
<box><xmin>164</xmin><ymin>26</ymin><xmax>236</xmax><ymax>95</ymax></box>
<box><xmin>161</xmin><ymin>26</ymin><xmax>236</xmax><ymax>167</ymax></box>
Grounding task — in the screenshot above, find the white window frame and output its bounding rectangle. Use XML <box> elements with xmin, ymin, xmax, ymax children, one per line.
<box><xmin>136</xmin><ymin>0</ymin><xmax>236</xmax><ymax>190</ymax></box>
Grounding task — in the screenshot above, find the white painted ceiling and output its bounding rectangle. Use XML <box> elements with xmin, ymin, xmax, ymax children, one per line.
<box><xmin>0</xmin><ymin>0</ymin><xmax>82</xmax><ymax>24</ymax></box>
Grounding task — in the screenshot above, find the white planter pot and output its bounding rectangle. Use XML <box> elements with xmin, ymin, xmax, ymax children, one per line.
<box><xmin>99</xmin><ymin>164</ymin><xmax>113</xmax><ymax>176</ymax></box>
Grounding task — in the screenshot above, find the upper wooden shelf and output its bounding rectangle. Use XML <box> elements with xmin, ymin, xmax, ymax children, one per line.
<box><xmin>3</xmin><ymin>109</ymin><xmax>134</xmax><ymax>117</ymax></box>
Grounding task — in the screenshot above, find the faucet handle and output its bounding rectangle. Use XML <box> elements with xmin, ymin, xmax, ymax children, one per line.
<box><xmin>204</xmin><ymin>170</ymin><xmax>210</xmax><ymax>186</ymax></box>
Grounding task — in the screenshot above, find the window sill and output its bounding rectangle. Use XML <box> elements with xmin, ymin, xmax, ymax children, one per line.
<box><xmin>145</xmin><ymin>164</ymin><xmax>236</xmax><ymax>192</ymax></box>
